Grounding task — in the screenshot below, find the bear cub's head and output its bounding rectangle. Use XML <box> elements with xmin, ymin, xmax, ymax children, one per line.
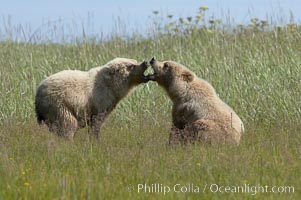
<box><xmin>106</xmin><ymin>58</ymin><xmax>150</xmax><ymax>85</ymax></box>
<box><xmin>147</xmin><ymin>57</ymin><xmax>195</xmax><ymax>85</ymax></box>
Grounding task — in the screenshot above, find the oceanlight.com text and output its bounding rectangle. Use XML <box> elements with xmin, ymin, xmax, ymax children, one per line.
<box><xmin>133</xmin><ymin>183</ymin><xmax>295</xmax><ymax>195</ymax></box>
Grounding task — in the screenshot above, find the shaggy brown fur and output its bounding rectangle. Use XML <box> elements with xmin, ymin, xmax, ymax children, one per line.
<box><xmin>148</xmin><ymin>57</ymin><xmax>244</xmax><ymax>145</ymax></box>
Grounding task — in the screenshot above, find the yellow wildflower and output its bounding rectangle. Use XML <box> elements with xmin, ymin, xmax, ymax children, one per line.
<box><xmin>24</xmin><ymin>182</ymin><xmax>30</xmax><ymax>187</ymax></box>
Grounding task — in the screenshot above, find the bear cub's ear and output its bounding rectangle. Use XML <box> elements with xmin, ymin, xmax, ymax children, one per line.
<box><xmin>181</xmin><ymin>70</ymin><xmax>194</xmax><ymax>82</ymax></box>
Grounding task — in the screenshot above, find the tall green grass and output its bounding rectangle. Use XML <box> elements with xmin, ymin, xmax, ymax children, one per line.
<box><xmin>0</xmin><ymin>7</ymin><xmax>300</xmax><ymax>199</ymax></box>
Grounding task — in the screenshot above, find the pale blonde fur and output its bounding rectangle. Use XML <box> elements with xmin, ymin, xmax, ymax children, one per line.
<box><xmin>35</xmin><ymin>58</ymin><xmax>148</xmax><ymax>139</ymax></box>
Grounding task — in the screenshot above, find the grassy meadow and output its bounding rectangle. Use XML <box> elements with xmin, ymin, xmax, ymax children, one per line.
<box><xmin>0</xmin><ymin>7</ymin><xmax>300</xmax><ymax>199</ymax></box>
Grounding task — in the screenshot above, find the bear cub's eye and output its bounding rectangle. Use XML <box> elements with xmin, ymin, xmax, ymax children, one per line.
<box><xmin>163</xmin><ymin>63</ymin><xmax>169</xmax><ymax>70</ymax></box>
<box><xmin>127</xmin><ymin>65</ymin><xmax>135</xmax><ymax>71</ymax></box>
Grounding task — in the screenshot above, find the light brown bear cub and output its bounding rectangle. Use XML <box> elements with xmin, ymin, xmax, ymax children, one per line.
<box><xmin>35</xmin><ymin>58</ymin><xmax>149</xmax><ymax>140</ymax></box>
<box><xmin>148</xmin><ymin>57</ymin><xmax>244</xmax><ymax>145</ymax></box>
